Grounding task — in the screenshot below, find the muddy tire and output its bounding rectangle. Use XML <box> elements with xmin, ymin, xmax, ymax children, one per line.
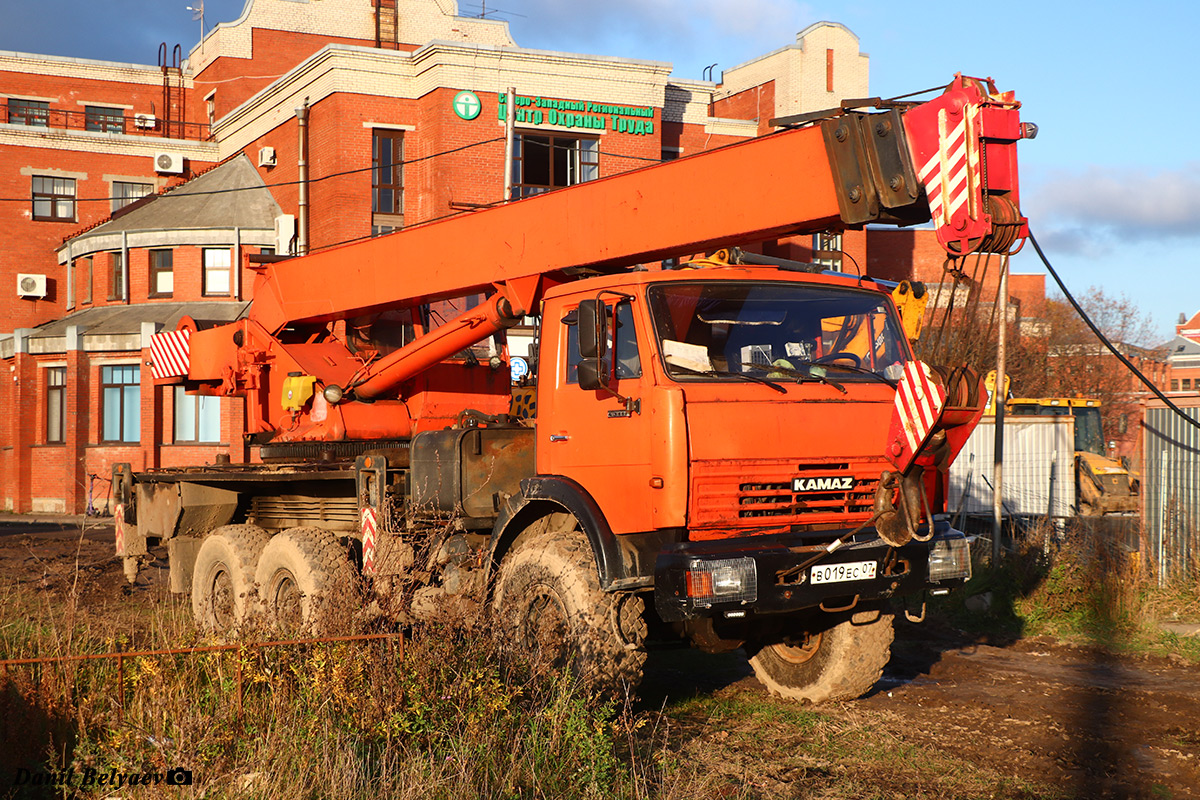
<box><xmin>748</xmin><ymin>609</ymin><xmax>894</xmax><ymax>704</ymax></box>
<box><xmin>494</xmin><ymin>515</ymin><xmax>647</xmax><ymax>695</ymax></box>
<box><xmin>254</xmin><ymin>527</ymin><xmax>357</xmax><ymax>635</ymax></box>
<box><xmin>192</xmin><ymin>524</ymin><xmax>271</xmax><ymax>635</ymax></box>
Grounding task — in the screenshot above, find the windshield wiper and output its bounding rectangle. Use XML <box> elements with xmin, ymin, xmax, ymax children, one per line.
<box><xmin>668</xmin><ymin>362</ymin><xmax>788</xmax><ymax>394</ymax></box>
<box><xmin>742</xmin><ymin>361</ymin><xmax>847</xmax><ymax>394</ymax></box>
<box><xmin>813</xmin><ymin>362</ymin><xmax>896</xmax><ymax>386</ymax></box>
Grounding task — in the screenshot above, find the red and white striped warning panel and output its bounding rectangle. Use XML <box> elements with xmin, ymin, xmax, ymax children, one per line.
<box><xmin>115</xmin><ymin>503</ymin><xmax>125</xmax><ymax>556</ymax></box>
<box><xmin>917</xmin><ymin>105</ymin><xmax>980</xmax><ymax>238</ymax></box>
<box><xmin>887</xmin><ymin>361</ymin><xmax>947</xmax><ymax>472</ymax></box>
<box><xmin>150</xmin><ymin>328</ymin><xmax>191</xmax><ymax>381</ymax></box>
<box><xmin>361</xmin><ymin>506</ymin><xmax>378</xmax><ymax>576</ymax></box>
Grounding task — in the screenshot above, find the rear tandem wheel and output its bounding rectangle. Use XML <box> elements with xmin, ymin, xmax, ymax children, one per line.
<box><xmin>191</xmin><ymin>524</ymin><xmax>271</xmax><ymax>635</ymax></box>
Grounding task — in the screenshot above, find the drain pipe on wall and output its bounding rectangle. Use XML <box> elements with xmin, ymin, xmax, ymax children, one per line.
<box><xmin>296</xmin><ymin>100</ymin><xmax>310</xmax><ymax>256</ymax></box>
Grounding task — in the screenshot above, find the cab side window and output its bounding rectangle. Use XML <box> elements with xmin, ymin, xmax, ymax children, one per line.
<box><xmin>565</xmin><ymin>300</ymin><xmax>641</xmax><ymax>384</ymax></box>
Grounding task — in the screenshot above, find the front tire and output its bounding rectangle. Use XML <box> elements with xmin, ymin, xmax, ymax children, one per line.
<box><xmin>748</xmin><ymin>609</ymin><xmax>894</xmax><ymax>704</ymax></box>
<box><xmin>192</xmin><ymin>524</ymin><xmax>271</xmax><ymax>635</ymax></box>
<box><xmin>493</xmin><ymin>515</ymin><xmax>646</xmax><ymax>694</ymax></box>
<box><xmin>254</xmin><ymin>527</ymin><xmax>357</xmax><ymax>635</ymax></box>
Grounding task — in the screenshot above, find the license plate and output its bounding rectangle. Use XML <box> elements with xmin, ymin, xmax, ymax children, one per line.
<box><xmin>811</xmin><ymin>560</ymin><xmax>877</xmax><ymax>585</ymax></box>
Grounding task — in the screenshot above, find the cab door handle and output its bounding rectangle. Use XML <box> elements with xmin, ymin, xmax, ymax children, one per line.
<box><xmin>549</xmin><ymin>434</ymin><xmax>569</xmax><ymax>442</ymax></box>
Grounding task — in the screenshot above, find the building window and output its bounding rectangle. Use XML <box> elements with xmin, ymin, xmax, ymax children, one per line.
<box><xmin>203</xmin><ymin>248</ymin><xmax>232</xmax><ymax>296</ymax></box>
<box><xmin>108</xmin><ymin>252</ymin><xmax>125</xmax><ymax>301</ymax></box>
<box><xmin>111</xmin><ymin>181</ymin><xmax>152</xmax><ymax>212</ymax></box>
<box><xmin>46</xmin><ymin>367</ymin><xmax>66</xmax><ymax>444</ymax></box>
<box><xmin>79</xmin><ymin>257</ymin><xmax>93</xmax><ymax>305</ymax></box>
<box><xmin>174</xmin><ymin>389</ymin><xmax>221</xmax><ymax>443</ymax></box>
<box><xmin>7</xmin><ymin>98</ymin><xmax>49</xmax><ymax>126</ymax></box>
<box><xmin>812</xmin><ymin>232</ymin><xmax>844</xmax><ymax>268</ymax></box>
<box><xmin>1171</xmin><ymin>379</ymin><xmax>1180</xmax><ymax>392</ymax></box>
<box><xmin>149</xmin><ymin>249</ymin><xmax>173</xmax><ymax>297</ymax></box>
<box><xmin>372</xmin><ymin>130</ymin><xmax>404</xmax><ymax>234</ymax></box>
<box><xmin>1185</xmin><ymin>378</ymin><xmax>1193</xmax><ymax>391</ymax></box>
<box><xmin>512</xmin><ymin>134</ymin><xmax>599</xmax><ymax>199</ymax></box>
<box><xmin>32</xmin><ymin>176</ymin><xmax>76</xmax><ymax>221</ymax></box>
<box><xmin>85</xmin><ymin>105</ymin><xmax>124</xmax><ymax>133</ymax></box>
<box><xmin>101</xmin><ymin>365</ymin><xmax>140</xmax><ymax>443</ymax></box>
<box><xmin>206</xmin><ymin>93</ymin><xmax>216</xmax><ymax>126</ymax></box>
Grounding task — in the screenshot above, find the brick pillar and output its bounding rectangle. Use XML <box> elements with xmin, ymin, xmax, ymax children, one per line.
<box><xmin>12</xmin><ymin>329</ymin><xmax>35</xmax><ymax>513</ymax></box>
<box><xmin>64</xmin><ymin>325</ymin><xmax>89</xmax><ymax>514</ymax></box>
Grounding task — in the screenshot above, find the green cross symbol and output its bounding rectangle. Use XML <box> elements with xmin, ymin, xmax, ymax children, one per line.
<box><xmin>453</xmin><ymin>90</ymin><xmax>482</xmax><ymax>121</ymax></box>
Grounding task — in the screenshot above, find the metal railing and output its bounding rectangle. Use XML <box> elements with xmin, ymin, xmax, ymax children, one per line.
<box><xmin>0</xmin><ymin>631</ymin><xmax>404</xmax><ymax>722</ymax></box>
<box><xmin>0</xmin><ymin>106</ymin><xmax>211</xmax><ymax>141</ymax></box>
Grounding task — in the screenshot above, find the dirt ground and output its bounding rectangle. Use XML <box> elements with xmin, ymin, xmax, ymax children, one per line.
<box><xmin>3</xmin><ymin>516</ymin><xmax>1199</xmax><ymax>799</ymax></box>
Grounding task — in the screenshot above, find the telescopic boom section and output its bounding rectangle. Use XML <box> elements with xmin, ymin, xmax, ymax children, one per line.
<box><xmin>246</xmin><ymin>74</ymin><xmax>1028</xmax><ymax>337</ymax></box>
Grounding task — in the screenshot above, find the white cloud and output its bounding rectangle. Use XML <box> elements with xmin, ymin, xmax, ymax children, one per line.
<box><xmin>1026</xmin><ymin>165</ymin><xmax>1200</xmax><ymax>253</ymax></box>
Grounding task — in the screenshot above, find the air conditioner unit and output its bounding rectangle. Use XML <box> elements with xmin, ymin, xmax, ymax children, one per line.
<box><xmin>258</xmin><ymin>146</ymin><xmax>277</xmax><ymax>167</ymax></box>
<box><xmin>275</xmin><ymin>214</ymin><xmax>296</xmax><ymax>254</ymax></box>
<box><xmin>134</xmin><ymin>113</ymin><xmax>157</xmax><ymax>130</ymax></box>
<box><xmin>154</xmin><ymin>152</ymin><xmax>184</xmax><ymax>174</ymax></box>
<box><xmin>17</xmin><ymin>273</ymin><xmax>47</xmax><ymax>299</ymax></box>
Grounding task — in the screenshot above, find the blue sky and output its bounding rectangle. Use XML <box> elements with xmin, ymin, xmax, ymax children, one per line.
<box><xmin>2</xmin><ymin>0</ymin><xmax>1195</xmax><ymax>342</ymax></box>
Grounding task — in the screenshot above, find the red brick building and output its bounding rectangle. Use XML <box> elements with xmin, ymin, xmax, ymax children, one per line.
<box><xmin>3</xmin><ymin>1</ymin><xmax>890</xmax><ymax>512</ymax></box>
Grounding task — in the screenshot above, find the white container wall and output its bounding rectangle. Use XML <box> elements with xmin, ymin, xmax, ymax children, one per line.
<box><xmin>949</xmin><ymin>416</ymin><xmax>1076</xmax><ymax>518</ymax></box>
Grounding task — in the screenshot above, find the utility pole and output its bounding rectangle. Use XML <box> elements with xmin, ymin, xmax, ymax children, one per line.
<box><xmin>502</xmin><ymin>86</ymin><xmax>516</xmax><ymax>203</ymax></box>
<box><xmin>992</xmin><ymin>257</ymin><xmax>1009</xmax><ymax>565</ymax></box>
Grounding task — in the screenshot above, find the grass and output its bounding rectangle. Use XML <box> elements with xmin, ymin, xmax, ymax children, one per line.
<box><xmin>3</xmin><ymin>514</ymin><xmax>1199</xmax><ymax>799</ymax></box>
<box><xmin>937</xmin><ymin>517</ymin><xmax>1200</xmax><ymax>662</ymax></box>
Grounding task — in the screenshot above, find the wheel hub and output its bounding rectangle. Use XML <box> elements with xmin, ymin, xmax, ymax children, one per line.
<box><xmin>775</xmin><ymin>631</ymin><xmax>823</xmax><ymax>664</ymax></box>
<box><xmin>210</xmin><ymin>566</ymin><xmax>235</xmax><ymax>630</ymax></box>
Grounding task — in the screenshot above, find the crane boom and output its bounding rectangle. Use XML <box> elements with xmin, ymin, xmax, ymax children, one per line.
<box><xmin>245</xmin><ymin>75</ymin><xmax>1028</xmax><ymax>335</ymax></box>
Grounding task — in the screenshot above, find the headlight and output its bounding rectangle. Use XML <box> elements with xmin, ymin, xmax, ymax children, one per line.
<box><xmin>685</xmin><ymin>557</ymin><xmax>757</xmax><ymax>605</ymax></box>
<box><xmin>928</xmin><ymin>536</ymin><xmax>971</xmax><ymax>582</ymax></box>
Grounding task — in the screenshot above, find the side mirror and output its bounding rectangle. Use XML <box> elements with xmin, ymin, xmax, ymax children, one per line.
<box><xmin>577</xmin><ymin>358</ymin><xmax>609</xmax><ymax>391</ymax></box>
<box><xmin>578</xmin><ymin>300</ymin><xmax>607</xmax><ymax>359</ymax></box>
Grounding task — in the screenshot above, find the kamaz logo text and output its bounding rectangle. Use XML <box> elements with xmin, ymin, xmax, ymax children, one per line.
<box><xmin>792</xmin><ymin>476</ymin><xmax>854</xmax><ymax>493</ymax></box>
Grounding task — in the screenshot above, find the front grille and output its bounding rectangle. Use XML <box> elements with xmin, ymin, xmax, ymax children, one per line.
<box><xmin>692</xmin><ymin>461</ymin><xmax>879</xmax><ymax>529</ymax></box>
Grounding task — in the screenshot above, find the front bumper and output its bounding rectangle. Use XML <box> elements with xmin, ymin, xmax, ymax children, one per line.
<box><xmin>653</xmin><ymin>520</ymin><xmax>970</xmax><ymax>622</ymax></box>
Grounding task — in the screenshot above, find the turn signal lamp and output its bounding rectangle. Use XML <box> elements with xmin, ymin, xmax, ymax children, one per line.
<box><xmin>928</xmin><ymin>536</ymin><xmax>971</xmax><ymax>582</ymax></box>
<box><xmin>685</xmin><ymin>557</ymin><xmax>757</xmax><ymax>605</ymax></box>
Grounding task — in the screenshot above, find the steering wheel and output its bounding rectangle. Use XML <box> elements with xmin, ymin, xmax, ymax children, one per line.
<box><xmin>815</xmin><ymin>351</ymin><xmax>862</xmax><ymax>368</ymax></box>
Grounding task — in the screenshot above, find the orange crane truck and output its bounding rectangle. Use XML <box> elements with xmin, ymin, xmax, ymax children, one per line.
<box><xmin>114</xmin><ymin>75</ymin><xmax>1032</xmax><ymax>702</ymax></box>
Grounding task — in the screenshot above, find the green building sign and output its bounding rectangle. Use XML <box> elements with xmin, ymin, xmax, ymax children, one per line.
<box><xmin>453</xmin><ymin>90</ymin><xmax>482</xmax><ymax>120</ymax></box>
<box><xmin>496</xmin><ymin>93</ymin><xmax>656</xmax><ymax>136</ymax></box>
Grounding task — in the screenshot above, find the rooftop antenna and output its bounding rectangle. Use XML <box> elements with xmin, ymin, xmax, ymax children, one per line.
<box><xmin>186</xmin><ymin>1</ymin><xmax>205</xmax><ymax>44</ymax></box>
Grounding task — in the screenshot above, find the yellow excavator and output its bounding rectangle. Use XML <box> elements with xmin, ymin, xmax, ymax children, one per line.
<box><xmin>985</xmin><ymin>374</ymin><xmax>1138</xmax><ymax>515</ymax></box>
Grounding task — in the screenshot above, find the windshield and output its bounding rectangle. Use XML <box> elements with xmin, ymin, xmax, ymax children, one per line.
<box><xmin>647</xmin><ymin>281</ymin><xmax>909</xmax><ymax>382</ymax></box>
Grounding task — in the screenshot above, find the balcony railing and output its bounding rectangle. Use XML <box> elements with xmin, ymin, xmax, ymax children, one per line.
<box><xmin>0</xmin><ymin>105</ymin><xmax>211</xmax><ymax>141</ymax></box>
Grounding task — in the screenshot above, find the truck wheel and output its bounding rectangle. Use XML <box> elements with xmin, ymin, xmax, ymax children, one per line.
<box><xmin>254</xmin><ymin>527</ymin><xmax>357</xmax><ymax>635</ymax></box>
<box><xmin>748</xmin><ymin>609</ymin><xmax>894</xmax><ymax>704</ymax></box>
<box><xmin>192</xmin><ymin>524</ymin><xmax>271</xmax><ymax>635</ymax></box>
<box><xmin>494</xmin><ymin>516</ymin><xmax>647</xmax><ymax>694</ymax></box>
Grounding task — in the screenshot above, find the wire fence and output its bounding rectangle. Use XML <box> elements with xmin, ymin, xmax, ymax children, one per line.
<box><xmin>0</xmin><ymin>631</ymin><xmax>404</xmax><ymax>724</ymax></box>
